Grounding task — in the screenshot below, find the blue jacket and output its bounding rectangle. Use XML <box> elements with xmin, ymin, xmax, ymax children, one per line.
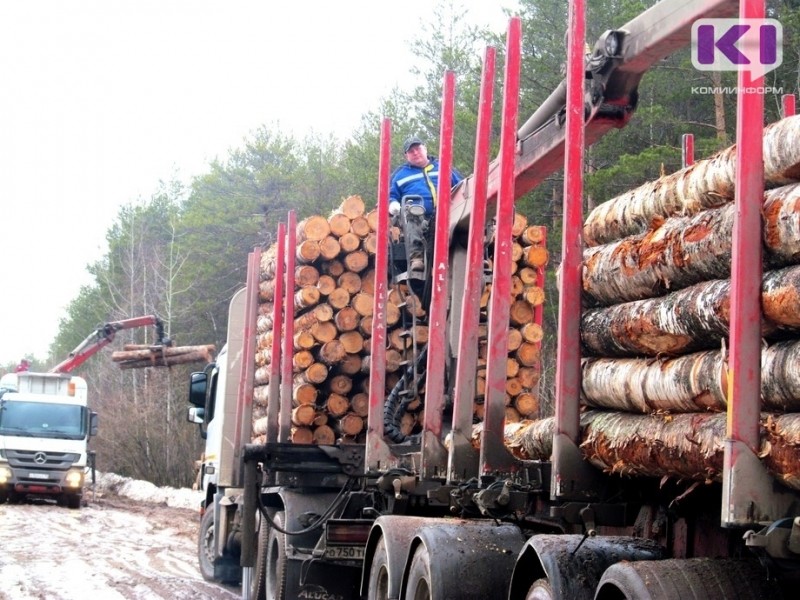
<box><xmin>389</xmin><ymin>157</ymin><xmax>463</xmax><ymax>215</ymax></box>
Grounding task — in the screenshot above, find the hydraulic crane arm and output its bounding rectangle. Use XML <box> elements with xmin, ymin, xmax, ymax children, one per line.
<box><xmin>49</xmin><ymin>315</ymin><xmax>171</xmax><ymax>374</ymax></box>
<box><xmin>449</xmin><ymin>0</ymin><xmax>738</xmax><ymax>232</ymax></box>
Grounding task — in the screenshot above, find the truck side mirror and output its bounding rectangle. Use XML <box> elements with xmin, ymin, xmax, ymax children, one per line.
<box><xmin>187</xmin><ymin>406</ymin><xmax>205</xmax><ymax>424</ymax></box>
<box><xmin>189</xmin><ymin>371</ymin><xmax>208</xmax><ymax>407</ymax></box>
<box><xmin>89</xmin><ymin>412</ymin><xmax>99</xmax><ymax>436</ymax></box>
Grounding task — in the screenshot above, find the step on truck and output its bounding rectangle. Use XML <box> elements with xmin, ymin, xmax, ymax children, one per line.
<box><xmin>0</xmin><ymin>372</ymin><xmax>98</xmax><ymax>509</ymax></box>
<box><xmin>188</xmin><ymin>0</ymin><xmax>800</xmax><ymax>598</ymax></box>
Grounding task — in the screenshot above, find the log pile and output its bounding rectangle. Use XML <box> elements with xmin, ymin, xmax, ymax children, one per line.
<box><xmin>250</xmin><ymin>195</ymin><xmax>549</xmax><ymax>445</ymax></box>
<box><xmin>473</xmin><ymin>116</ymin><xmax>800</xmax><ymax>490</ymax></box>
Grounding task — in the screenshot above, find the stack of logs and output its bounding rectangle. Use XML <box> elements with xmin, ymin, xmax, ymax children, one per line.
<box><xmin>494</xmin><ymin>115</ymin><xmax>800</xmax><ymax>491</ymax></box>
<box><xmin>250</xmin><ymin>194</ymin><xmax>548</xmax><ymax>445</ymax></box>
<box><xmin>111</xmin><ymin>344</ymin><xmax>216</xmax><ymax>369</ymax></box>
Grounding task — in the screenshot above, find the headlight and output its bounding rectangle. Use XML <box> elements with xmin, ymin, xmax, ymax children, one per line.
<box><xmin>65</xmin><ymin>470</ymin><xmax>84</xmax><ymax>488</ymax></box>
<box><xmin>0</xmin><ymin>465</ymin><xmax>12</xmax><ymax>484</ymax></box>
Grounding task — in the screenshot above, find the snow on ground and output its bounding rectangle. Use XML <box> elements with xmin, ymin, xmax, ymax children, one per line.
<box><xmin>91</xmin><ymin>471</ymin><xmax>204</xmax><ymax>510</ymax></box>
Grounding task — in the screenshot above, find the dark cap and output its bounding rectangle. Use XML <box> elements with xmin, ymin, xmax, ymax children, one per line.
<box><xmin>403</xmin><ymin>136</ymin><xmax>424</xmax><ymax>154</ymax></box>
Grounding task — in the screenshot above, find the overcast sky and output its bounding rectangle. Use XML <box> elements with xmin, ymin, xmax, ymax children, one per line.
<box><xmin>0</xmin><ymin>1</ymin><xmax>513</xmax><ymax>367</ymax></box>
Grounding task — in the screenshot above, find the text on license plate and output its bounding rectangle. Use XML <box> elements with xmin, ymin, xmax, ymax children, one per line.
<box><xmin>28</xmin><ymin>473</ymin><xmax>49</xmax><ymax>480</ymax></box>
<box><xmin>324</xmin><ymin>546</ymin><xmax>364</xmax><ymax>559</ymax></box>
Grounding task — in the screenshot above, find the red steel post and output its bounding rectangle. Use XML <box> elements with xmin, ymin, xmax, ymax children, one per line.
<box><xmin>279</xmin><ymin>211</ymin><xmax>297</xmax><ymax>443</ymax></box>
<box><xmin>782</xmin><ymin>94</ymin><xmax>796</xmax><ymax>117</ymax></box>
<box><xmin>366</xmin><ymin>118</ymin><xmax>392</xmax><ymax>472</ymax></box>
<box><xmin>552</xmin><ymin>0</ymin><xmax>588</xmax><ymax>498</ymax></box>
<box><xmin>682</xmin><ymin>133</ymin><xmax>695</xmax><ymax>167</ymax></box>
<box><xmin>480</xmin><ymin>17</ymin><xmax>521</xmax><ymax>477</ymax></box>
<box><xmin>446</xmin><ymin>46</ymin><xmax>496</xmax><ymax>484</ymax></box>
<box><xmin>266</xmin><ymin>223</ymin><xmax>286</xmax><ymax>444</ymax></box>
<box><xmin>421</xmin><ymin>70</ymin><xmax>455</xmax><ymax>479</ymax></box>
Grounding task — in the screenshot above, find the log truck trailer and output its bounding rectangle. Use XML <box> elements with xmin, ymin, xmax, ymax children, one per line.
<box><xmin>0</xmin><ymin>315</ymin><xmax>169</xmax><ymax>508</ymax></box>
<box><xmin>187</xmin><ymin>0</ymin><xmax>800</xmax><ymax>598</ymax></box>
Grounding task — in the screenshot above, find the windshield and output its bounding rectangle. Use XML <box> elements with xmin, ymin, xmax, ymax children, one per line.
<box><xmin>0</xmin><ymin>400</ymin><xmax>87</xmax><ymax>439</ymax></box>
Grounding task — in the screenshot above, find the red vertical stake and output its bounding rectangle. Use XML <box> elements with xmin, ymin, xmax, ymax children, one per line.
<box><xmin>782</xmin><ymin>94</ymin><xmax>796</xmax><ymax>117</ymax></box>
<box><xmin>552</xmin><ymin>0</ymin><xmax>587</xmax><ymax>499</ymax></box>
<box><xmin>446</xmin><ymin>46</ymin><xmax>496</xmax><ymax>485</ymax></box>
<box><xmin>480</xmin><ymin>17</ymin><xmax>521</xmax><ymax>477</ymax></box>
<box><xmin>722</xmin><ymin>0</ymin><xmax>766</xmax><ymax>525</ymax></box>
<box><xmin>366</xmin><ymin>118</ymin><xmax>392</xmax><ymax>472</ymax></box>
<box><xmin>682</xmin><ymin>133</ymin><xmax>694</xmax><ymax>168</ymax></box>
<box><xmin>421</xmin><ymin>70</ymin><xmax>455</xmax><ymax>479</ymax></box>
<box><xmin>266</xmin><ymin>224</ymin><xmax>286</xmax><ymax>444</ymax></box>
<box><xmin>279</xmin><ymin>211</ymin><xmax>296</xmax><ymax>443</ymax></box>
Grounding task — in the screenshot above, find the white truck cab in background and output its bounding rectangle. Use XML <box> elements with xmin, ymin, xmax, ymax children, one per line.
<box><xmin>0</xmin><ymin>371</ymin><xmax>98</xmax><ymax>509</ymax></box>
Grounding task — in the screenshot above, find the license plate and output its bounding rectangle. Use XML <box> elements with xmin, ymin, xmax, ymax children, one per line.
<box><xmin>323</xmin><ymin>546</ymin><xmax>364</xmax><ymax>560</ymax></box>
<box><xmin>28</xmin><ymin>473</ymin><xmax>49</xmax><ymax>480</ymax></box>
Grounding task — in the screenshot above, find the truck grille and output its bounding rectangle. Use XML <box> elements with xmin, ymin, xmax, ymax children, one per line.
<box><xmin>4</xmin><ymin>449</ymin><xmax>80</xmax><ymax>470</ymax></box>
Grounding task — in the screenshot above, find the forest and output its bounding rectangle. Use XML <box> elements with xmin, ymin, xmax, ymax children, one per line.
<box><xmin>16</xmin><ymin>0</ymin><xmax>800</xmax><ymax>487</ymax></box>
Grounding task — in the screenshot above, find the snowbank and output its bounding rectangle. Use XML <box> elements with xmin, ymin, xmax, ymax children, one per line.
<box><xmin>92</xmin><ymin>471</ymin><xmax>203</xmax><ymax>510</ymax></box>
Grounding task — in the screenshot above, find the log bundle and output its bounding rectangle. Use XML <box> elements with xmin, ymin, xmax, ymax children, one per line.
<box><xmin>112</xmin><ymin>344</ymin><xmax>216</xmax><ymax>369</ymax></box>
<box><xmin>250</xmin><ymin>196</ymin><xmax>549</xmax><ymax>445</ymax></box>
<box><xmin>490</xmin><ymin>118</ymin><xmax>800</xmax><ymax>492</ymax></box>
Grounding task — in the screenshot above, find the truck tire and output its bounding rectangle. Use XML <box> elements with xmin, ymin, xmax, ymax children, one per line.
<box><xmin>594</xmin><ymin>558</ymin><xmax>783</xmax><ymax>600</ymax></box>
<box><xmin>66</xmin><ymin>494</ymin><xmax>81</xmax><ymax>510</ymax></box>
<box><xmin>405</xmin><ymin>544</ymin><xmax>433</xmax><ymax>600</ymax></box>
<box><xmin>249</xmin><ymin>521</ymin><xmax>268</xmax><ymax>600</ymax></box>
<box><xmin>0</xmin><ymin>489</ymin><xmax>8</xmax><ymax>504</ymax></box>
<box><xmin>265</xmin><ymin>512</ymin><xmax>288</xmax><ymax>600</ymax></box>
<box><xmin>198</xmin><ymin>508</ymin><xmax>216</xmax><ymax>582</ymax></box>
<box><xmin>366</xmin><ymin>536</ymin><xmax>390</xmax><ymax>600</ymax></box>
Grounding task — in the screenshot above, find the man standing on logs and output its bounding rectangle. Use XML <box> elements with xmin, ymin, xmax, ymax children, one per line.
<box><xmin>389</xmin><ymin>135</ymin><xmax>462</xmax><ymax>272</ymax></box>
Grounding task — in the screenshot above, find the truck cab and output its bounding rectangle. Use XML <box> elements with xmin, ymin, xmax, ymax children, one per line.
<box><xmin>0</xmin><ymin>372</ymin><xmax>97</xmax><ymax>509</ymax></box>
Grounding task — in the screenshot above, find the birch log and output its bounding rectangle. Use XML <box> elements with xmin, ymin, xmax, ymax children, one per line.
<box><xmin>583</xmin><ymin>183</ymin><xmax>800</xmax><ymax>306</ymax></box>
<box><xmin>581</xmin><ymin>265</ymin><xmax>800</xmax><ymax>357</ymax></box>
<box><xmin>583</xmin><ymin>115</ymin><xmax>800</xmax><ymax>246</ymax></box>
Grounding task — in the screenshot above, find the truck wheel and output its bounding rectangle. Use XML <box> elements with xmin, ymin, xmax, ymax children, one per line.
<box><xmin>595</xmin><ymin>558</ymin><xmax>783</xmax><ymax>600</ymax></box>
<box><xmin>265</xmin><ymin>512</ymin><xmax>288</xmax><ymax>600</ymax></box>
<box><xmin>249</xmin><ymin>521</ymin><xmax>268</xmax><ymax>600</ymax></box>
<box><xmin>198</xmin><ymin>508</ymin><xmax>216</xmax><ymax>582</ymax></box>
<box><xmin>366</xmin><ymin>536</ymin><xmax>390</xmax><ymax>600</ymax></box>
<box><xmin>0</xmin><ymin>490</ymin><xmax>7</xmax><ymax>504</ymax></box>
<box><xmin>405</xmin><ymin>544</ymin><xmax>433</xmax><ymax>600</ymax></box>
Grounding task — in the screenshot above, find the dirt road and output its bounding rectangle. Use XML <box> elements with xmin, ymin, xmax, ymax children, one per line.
<box><xmin>0</xmin><ymin>493</ymin><xmax>239</xmax><ymax>599</ymax></box>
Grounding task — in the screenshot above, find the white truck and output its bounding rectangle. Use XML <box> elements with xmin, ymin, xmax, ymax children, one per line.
<box><xmin>0</xmin><ymin>371</ymin><xmax>98</xmax><ymax>509</ymax></box>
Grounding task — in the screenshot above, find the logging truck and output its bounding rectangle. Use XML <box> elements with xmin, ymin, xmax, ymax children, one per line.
<box><xmin>187</xmin><ymin>1</ymin><xmax>800</xmax><ymax>598</ymax></box>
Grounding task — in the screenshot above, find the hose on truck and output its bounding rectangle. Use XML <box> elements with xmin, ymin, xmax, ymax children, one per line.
<box><xmin>383</xmin><ymin>346</ymin><xmax>428</xmax><ymax>444</ymax></box>
<box><xmin>255</xmin><ymin>475</ymin><xmax>358</xmax><ymax>536</ymax></box>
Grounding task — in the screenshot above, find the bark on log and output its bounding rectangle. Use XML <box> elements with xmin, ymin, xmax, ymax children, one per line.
<box><xmin>583</xmin><ymin>116</ymin><xmax>800</xmax><ymax>246</ymax></box>
<box><xmin>581</xmin><ymin>266</ymin><xmax>800</xmax><ymax>357</ymax></box>
<box><xmin>583</xmin><ymin>184</ymin><xmax>800</xmax><ymax>306</ymax></box>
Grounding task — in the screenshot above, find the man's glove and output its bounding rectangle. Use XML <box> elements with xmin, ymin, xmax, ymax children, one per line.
<box><xmin>389</xmin><ymin>201</ymin><xmax>401</xmax><ymax>216</ymax></box>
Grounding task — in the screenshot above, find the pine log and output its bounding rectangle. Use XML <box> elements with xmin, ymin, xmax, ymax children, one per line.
<box><xmin>763</xmin><ymin>413</ymin><xmax>800</xmax><ymax>491</ymax></box>
<box><xmin>295</xmin><ymin>265</ymin><xmax>320</xmax><ymax>287</ymax></box>
<box><xmin>328</xmin><ymin>212</ymin><xmax>351</xmax><ymax>237</ymax></box>
<box><xmin>114</xmin><ymin>348</ymin><xmax>214</xmax><ymax>368</ymax></box>
<box><xmin>507</xmin><ymin>328</ymin><xmax>523</xmax><ymax>352</ymax></box>
<box><xmin>293</xmin><ymin>331</ymin><xmax>316</xmax><ymax>351</ymax></box>
<box><xmin>512</xmin><ymin>212</ymin><xmax>528</xmax><ymax>237</ymax></box>
<box><xmin>343</xmin><ymin>250</ymin><xmax>369</xmax><ymax>273</ymax></box>
<box><xmin>522</xmin><ymin>245</ymin><xmax>549</xmax><ymax>268</ymax></box>
<box><xmin>313</xmin><ymin>424</ymin><xmax>336</xmax><ymax>445</ymax></box>
<box><xmin>323</xmin><ymin>259</ymin><xmax>345</xmax><ymax>277</ymax></box>
<box><xmin>296</xmin><ymin>239</ymin><xmax>322</xmax><ymax>264</ymax></box>
<box><xmin>520</xmin><ymin>323</ymin><xmax>543</xmax><ymax>344</ymax></box>
<box><xmin>294</xmin><ymin>363</ymin><xmax>328</xmax><ymax>385</ymax></box>
<box><xmin>294</xmin><ymin>286</ymin><xmax>321</xmax><ymax>311</ymax></box>
<box><xmin>337</xmin><ymin>413</ymin><xmax>364</xmax><ymax>436</ymax></box>
<box><xmin>366</xmin><ymin>209</ymin><xmax>379</xmax><ymax>232</ymax></box>
<box><xmin>319</xmin><ymin>236</ymin><xmax>342</xmax><ymax>260</ymax></box>
<box><xmin>294</xmin><ymin>303</ymin><xmax>334</xmax><ymax>332</ymax></box>
<box><xmin>327</xmin><ymin>288</ymin><xmax>350</xmax><ymax>310</ymax></box>
<box><xmin>325</xmin><ymin>393</ymin><xmax>350</xmax><ymax>417</ymax></box>
<box><xmin>583</xmin><ymin>116</ymin><xmax>800</xmax><ymax>246</ymax></box>
<box><xmin>334</xmin><ymin>307</ymin><xmax>359</xmax><ymax>332</ymax></box>
<box><xmin>581</xmin><ymin>266</ymin><xmax>800</xmax><ymax>357</ymax></box>
<box><xmin>339</xmin><ymin>232</ymin><xmax>361</xmax><ymax>253</ymax></box>
<box><xmin>352</xmin><ymin>292</ymin><xmax>374</xmax><ymax>317</ymax></box>
<box><xmin>318</xmin><ymin>340</ymin><xmax>346</xmax><ymax>365</ymax></box>
<box><xmin>317</xmin><ymin>274</ymin><xmax>337</xmax><ymax>296</ymax></box>
<box><xmin>253</xmin><ymin>384</ymin><xmax>269</xmax><ymax>406</ymax></box>
<box><xmin>338</xmin><ymin>271</ymin><xmax>362</xmax><ymax>294</ymax></box>
<box><xmin>350</xmin><ymin>392</ymin><xmax>369</xmax><ymax>418</ymax></box>
<box><xmin>351</xmin><ymin>216</ymin><xmax>371</xmax><ymax>238</ymax></box>
<box><xmin>292</xmin><ymin>404</ymin><xmax>317</xmax><ymax>427</ymax></box>
<box><xmin>518</xmin><ymin>267</ymin><xmax>539</xmax><ymax>285</ymax></box>
<box><xmin>338</xmin><ymin>352</ymin><xmax>363</xmax><ymax>375</ymax></box>
<box><xmin>363</xmin><ymin>233</ymin><xmax>378</xmax><ymax>255</ymax></box>
<box><xmin>293</xmin><ymin>382</ymin><xmax>318</xmax><ymax>406</ymax></box>
<box><xmin>521</xmin><ymin>225</ymin><xmax>546</xmax><ymax>245</ymax></box>
<box><xmin>338</xmin><ymin>194</ymin><xmax>366</xmax><ymax>219</ymax></box>
<box><xmin>291</xmin><ymin>427</ymin><xmax>314</xmax><ymax>444</ymax></box>
<box><xmin>517</xmin><ymin>365</ymin><xmax>541</xmax><ymax>389</ymax></box>
<box><xmin>515</xmin><ymin>342</ymin><xmax>540</xmax><ymax>367</ymax></box>
<box><xmin>328</xmin><ymin>374</ymin><xmax>353</xmax><ymax>395</ymax></box>
<box><xmin>310</xmin><ymin>321</ymin><xmax>338</xmax><ymax>344</ymax></box>
<box><xmin>339</xmin><ymin>331</ymin><xmax>364</xmax><ymax>354</ymax></box>
<box><xmin>297</xmin><ymin>215</ymin><xmax>331</xmax><ymax>242</ymax></box>
<box><xmin>522</xmin><ymin>286</ymin><xmax>545</xmax><ymax>306</ymax></box>
<box><xmin>514</xmin><ymin>392</ymin><xmax>539</xmax><ymax>418</ymax></box>
<box><xmin>292</xmin><ymin>349</ymin><xmax>315</xmax><ymax>372</ymax></box>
